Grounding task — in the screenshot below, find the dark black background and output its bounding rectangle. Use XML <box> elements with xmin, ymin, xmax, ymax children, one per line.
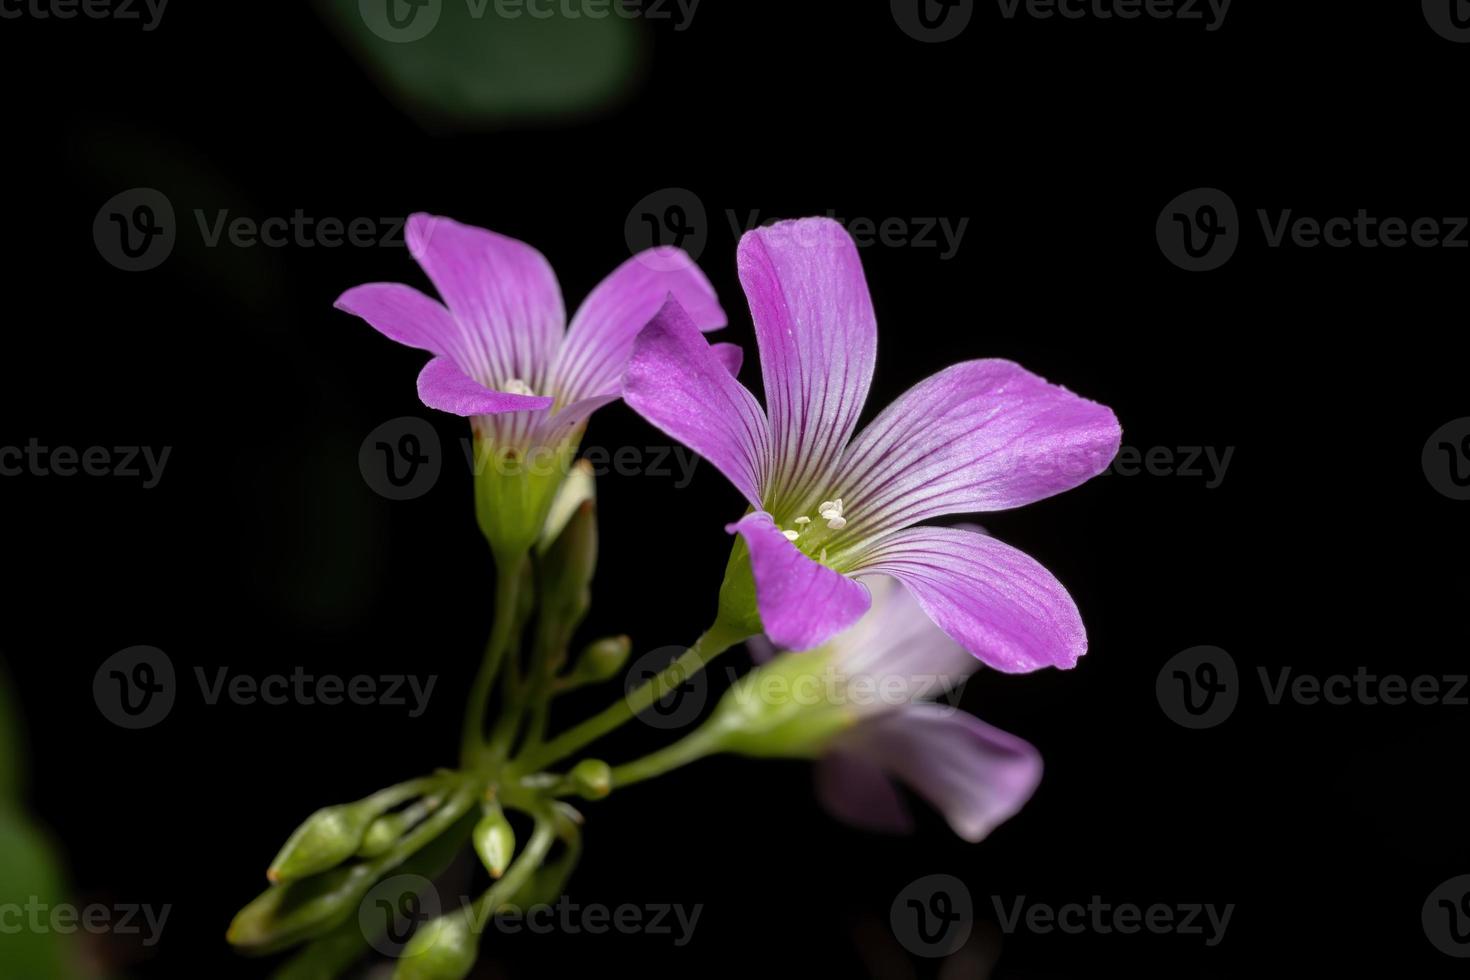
<box><xmin>2</xmin><ymin>1</ymin><xmax>1467</xmax><ymax>977</ymax></box>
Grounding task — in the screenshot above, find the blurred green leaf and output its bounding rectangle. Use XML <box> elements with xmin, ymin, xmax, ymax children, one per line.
<box><xmin>317</xmin><ymin>0</ymin><xmax>643</xmax><ymax>127</ymax></box>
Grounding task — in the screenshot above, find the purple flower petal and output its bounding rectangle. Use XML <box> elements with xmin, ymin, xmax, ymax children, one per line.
<box><xmin>851</xmin><ymin>526</ymin><xmax>1087</xmax><ymax>673</ymax></box>
<box><xmin>814</xmin><ymin>749</ymin><xmax>915</xmax><ymax>836</ymax></box>
<box><xmin>737</xmin><ymin>218</ymin><xmax>877</xmax><ymax>513</ymax></box>
<box><xmin>837</xmin><ymin>360</ymin><xmax>1121</xmax><ymax>541</ymax></box>
<box><xmin>552</xmin><ymin>248</ymin><xmax>726</xmax><ymax>403</ymax></box>
<box><xmin>727</xmin><ymin>512</ymin><xmax>871</xmax><ymax>651</ymax></box>
<box><xmin>333</xmin><ymin>283</ymin><xmax>465</xmax><ymax>359</ymax></box>
<box><xmin>834</xmin><ymin>575</ymin><xmax>978</xmax><ymax>695</ymax></box>
<box><xmin>842</xmin><ymin>704</ymin><xmax>1042</xmax><ymax>843</ymax></box>
<box><xmin>709</xmin><ymin>342</ymin><xmax>744</xmax><ymax>377</ymax></box>
<box><xmin>417</xmin><ymin>357</ymin><xmax>554</xmax><ymax>417</ymax></box>
<box><xmin>624</xmin><ymin>299</ymin><xmax>770</xmax><ymax>508</ymax></box>
<box><xmin>407</xmin><ymin>214</ymin><xmax>566</xmax><ymax>390</ymax></box>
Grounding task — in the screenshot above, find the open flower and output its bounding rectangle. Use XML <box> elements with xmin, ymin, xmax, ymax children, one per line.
<box><xmin>711</xmin><ymin>573</ymin><xmax>1042</xmax><ymax>843</ymax></box>
<box><xmin>336</xmin><ymin>213</ymin><xmax>728</xmax><ymax>555</ymax></box>
<box><xmin>624</xmin><ymin>217</ymin><xmax>1120</xmax><ymax>671</ymax></box>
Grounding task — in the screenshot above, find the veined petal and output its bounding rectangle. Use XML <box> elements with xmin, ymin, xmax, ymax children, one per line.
<box><xmin>334</xmin><ymin>283</ymin><xmax>467</xmax><ymax>360</ymax></box>
<box><xmin>837</xmin><ymin>360</ymin><xmax>1121</xmax><ymax>541</ymax></box>
<box><xmin>407</xmin><ymin>214</ymin><xmax>566</xmax><ymax>391</ymax></box>
<box><xmin>710</xmin><ymin>342</ymin><xmax>744</xmax><ymax>377</ymax></box>
<box><xmin>532</xmin><ymin>393</ymin><xmax>620</xmax><ymax>448</ymax></box>
<box><xmin>737</xmin><ymin>218</ymin><xmax>877</xmax><ymax>513</ymax></box>
<box><xmin>624</xmin><ymin>299</ymin><xmax>770</xmax><ymax>508</ymax></box>
<box><xmin>417</xmin><ymin>357</ymin><xmax>554</xmax><ymax>417</ymax></box>
<box><xmin>727</xmin><ymin>512</ymin><xmax>871</xmax><ymax>652</ymax></box>
<box><xmin>552</xmin><ymin>249</ymin><xmax>726</xmax><ymax>403</ymax></box>
<box><xmin>841</xmin><ymin>704</ymin><xmax>1042</xmax><ymax>843</ymax></box>
<box><xmin>814</xmin><ymin>750</ymin><xmax>914</xmax><ymax>836</ymax></box>
<box><xmin>850</xmin><ymin>526</ymin><xmax>1087</xmax><ymax>673</ymax></box>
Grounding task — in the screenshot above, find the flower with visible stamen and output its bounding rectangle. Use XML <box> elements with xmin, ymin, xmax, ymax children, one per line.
<box><xmin>624</xmin><ymin>216</ymin><xmax>1121</xmax><ymax>670</ymax></box>
<box><xmin>335</xmin><ymin>213</ymin><xmax>729</xmax><ymax>558</ymax></box>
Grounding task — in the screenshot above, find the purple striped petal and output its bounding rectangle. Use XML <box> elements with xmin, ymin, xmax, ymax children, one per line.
<box><xmin>814</xmin><ymin>749</ymin><xmax>914</xmax><ymax>835</ymax></box>
<box><xmin>851</xmin><ymin>526</ymin><xmax>1087</xmax><ymax>673</ymax></box>
<box><xmin>840</xmin><ymin>704</ymin><xmax>1042</xmax><ymax>843</ymax></box>
<box><xmin>837</xmin><ymin>360</ymin><xmax>1121</xmax><ymax>541</ymax></box>
<box><xmin>624</xmin><ymin>299</ymin><xmax>770</xmax><ymax>508</ymax></box>
<box><xmin>727</xmin><ymin>512</ymin><xmax>871</xmax><ymax>651</ymax></box>
<box><xmin>710</xmin><ymin>342</ymin><xmax>744</xmax><ymax>378</ymax></box>
<box><xmin>552</xmin><ymin>248</ymin><xmax>726</xmax><ymax>404</ymax></box>
<box><xmin>407</xmin><ymin>214</ymin><xmax>565</xmax><ymax>391</ymax></box>
<box><xmin>334</xmin><ymin>283</ymin><xmax>466</xmax><ymax>359</ymax></box>
<box><xmin>737</xmin><ymin>218</ymin><xmax>877</xmax><ymax>513</ymax></box>
<box><xmin>417</xmin><ymin>357</ymin><xmax>554</xmax><ymax>417</ymax></box>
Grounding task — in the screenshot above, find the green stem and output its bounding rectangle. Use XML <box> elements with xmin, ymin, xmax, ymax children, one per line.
<box><xmin>461</xmin><ymin>553</ymin><xmax>528</xmax><ymax>767</ymax></box>
<box><xmin>607</xmin><ymin>724</ymin><xmax>728</xmax><ymax>789</ymax></box>
<box><xmin>510</xmin><ymin>620</ymin><xmax>747</xmax><ymax>777</ymax></box>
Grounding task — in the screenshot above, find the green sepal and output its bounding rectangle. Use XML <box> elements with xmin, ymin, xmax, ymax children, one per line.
<box><xmin>472</xmin><ymin>433</ymin><xmax>578</xmax><ymax>565</ymax></box>
<box><xmin>706</xmin><ymin>650</ymin><xmax>857</xmax><ymax>759</ymax></box>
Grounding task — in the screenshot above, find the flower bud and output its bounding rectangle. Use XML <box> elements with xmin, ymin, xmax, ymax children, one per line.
<box><xmin>567</xmin><ymin>759</ymin><xmax>612</xmax><ymax>800</ymax></box>
<box><xmin>355</xmin><ymin>814</ymin><xmax>405</xmax><ymax>859</ymax></box>
<box><xmin>538</xmin><ymin>496</ymin><xmax>598</xmax><ymax>629</ymax></box>
<box><xmin>394</xmin><ymin>909</ymin><xmax>479</xmax><ymax>980</ymax></box>
<box><xmin>268</xmin><ymin>804</ymin><xmax>379</xmax><ymax>883</ymax></box>
<box><xmin>537</xmin><ymin>459</ymin><xmax>594</xmax><ymax>552</ymax></box>
<box><xmin>560</xmin><ymin>635</ymin><xmax>631</xmax><ymax>690</ymax></box>
<box><xmin>227</xmin><ymin>863</ymin><xmax>376</xmax><ymax>957</ymax></box>
<box><xmin>473</xmin><ymin>804</ymin><xmax>516</xmax><ymax>879</ymax></box>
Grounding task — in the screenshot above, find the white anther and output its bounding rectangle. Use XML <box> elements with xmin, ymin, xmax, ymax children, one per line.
<box><xmin>502</xmin><ymin>378</ymin><xmax>535</xmax><ymax>396</ymax></box>
<box><xmin>818</xmin><ymin>498</ymin><xmax>846</xmax><ymax>530</ymax></box>
<box><xmin>793</xmin><ymin>516</ymin><xmax>812</xmax><ymax>526</ymax></box>
<box><xmin>826</xmin><ymin>516</ymin><xmax>847</xmax><ymax>530</ymax></box>
<box><xmin>782</xmin><ymin>530</ymin><xmax>800</xmax><ymax>542</ymax></box>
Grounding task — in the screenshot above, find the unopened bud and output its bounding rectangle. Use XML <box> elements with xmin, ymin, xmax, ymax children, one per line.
<box><xmin>472</xmin><ymin>804</ymin><xmax>516</xmax><ymax>879</ymax></box>
<box><xmin>394</xmin><ymin>909</ymin><xmax>479</xmax><ymax>980</ymax></box>
<box><xmin>268</xmin><ymin>804</ymin><xmax>378</xmax><ymax>883</ymax></box>
<box><xmin>561</xmin><ymin>635</ymin><xmax>631</xmax><ymax>690</ymax></box>
<box><xmin>227</xmin><ymin>864</ymin><xmax>375</xmax><ymax>957</ymax></box>
<box><xmin>567</xmin><ymin>759</ymin><xmax>612</xmax><ymax>800</ymax></box>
